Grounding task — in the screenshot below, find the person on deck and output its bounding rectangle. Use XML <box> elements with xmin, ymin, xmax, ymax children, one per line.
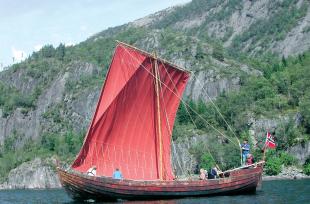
<box><xmin>199</xmin><ymin>168</ymin><xmax>207</xmax><ymax>180</ymax></box>
<box><xmin>241</xmin><ymin>140</ymin><xmax>250</xmax><ymax>165</ymax></box>
<box><xmin>87</xmin><ymin>166</ymin><xmax>96</xmax><ymax>176</ymax></box>
<box><xmin>204</xmin><ymin>169</ymin><xmax>208</xmax><ymax>179</ymax></box>
<box><xmin>246</xmin><ymin>154</ymin><xmax>255</xmax><ymax>165</ymax></box>
<box><xmin>208</xmin><ymin>167</ymin><xmax>218</xmax><ymax>179</ymax></box>
<box><xmin>113</xmin><ymin>168</ymin><xmax>123</xmax><ymax>179</ymax></box>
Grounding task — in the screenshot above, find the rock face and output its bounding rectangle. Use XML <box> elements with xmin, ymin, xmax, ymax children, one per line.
<box><xmin>172</xmin><ymin>139</ymin><xmax>197</xmax><ymax>176</ymax></box>
<box><xmin>0</xmin><ymin>72</ymin><xmax>69</xmax><ymax>144</ymax></box>
<box><xmin>0</xmin><ymin>61</ymin><xmax>100</xmax><ymax>146</ymax></box>
<box><xmin>288</xmin><ymin>142</ymin><xmax>310</xmax><ymax>165</ymax></box>
<box><xmin>273</xmin><ymin>3</ymin><xmax>310</xmax><ymax>57</ymax></box>
<box><xmin>185</xmin><ymin>71</ymin><xmax>240</xmax><ymax>102</ymax></box>
<box><xmin>0</xmin><ymin>158</ymin><xmax>61</xmax><ymax>189</ymax></box>
<box><xmin>141</xmin><ymin>0</ymin><xmax>310</xmax><ymax>57</ymax></box>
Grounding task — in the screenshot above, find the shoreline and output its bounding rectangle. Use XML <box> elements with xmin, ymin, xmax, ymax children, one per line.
<box><xmin>262</xmin><ymin>175</ymin><xmax>310</xmax><ymax>181</ymax></box>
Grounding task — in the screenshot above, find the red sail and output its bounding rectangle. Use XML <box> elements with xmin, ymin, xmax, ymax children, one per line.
<box><xmin>72</xmin><ymin>43</ymin><xmax>190</xmax><ymax>180</ymax></box>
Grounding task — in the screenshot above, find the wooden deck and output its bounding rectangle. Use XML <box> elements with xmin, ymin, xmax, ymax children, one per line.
<box><xmin>57</xmin><ymin>164</ymin><xmax>263</xmax><ymax>201</ymax></box>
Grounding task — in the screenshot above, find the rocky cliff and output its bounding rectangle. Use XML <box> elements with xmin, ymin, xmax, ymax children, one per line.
<box><xmin>289</xmin><ymin>142</ymin><xmax>310</xmax><ymax>165</ymax></box>
<box><xmin>145</xmin><ymin>0</ymin><xmax>310</xmax><ymax>57</ymax></box>
<box><xmin>0</xmin><ymin>158</ymin><xmax>60</xmax><ymax>189</ymax></box>
<box><xmin>0</xmin><ymin>61</ymin><xmax>100</xmax><ymax>146</ymax></box>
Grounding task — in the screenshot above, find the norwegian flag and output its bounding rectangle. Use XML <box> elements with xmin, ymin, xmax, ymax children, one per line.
<box><xmin>265</xmin><ymin>132</ymin><xmax>276</xmax><ymax>149</ymax></box>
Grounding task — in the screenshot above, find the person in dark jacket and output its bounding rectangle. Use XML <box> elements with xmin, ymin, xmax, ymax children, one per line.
<box><xmin>208</xmin><ymin>167</ymin><xmax>218</xmax><ymax>179</ymax></box>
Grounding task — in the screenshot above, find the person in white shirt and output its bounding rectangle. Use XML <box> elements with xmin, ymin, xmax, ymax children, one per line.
<box><xmin>87</xmin><ymin>166</ymin><xmax>97</xmax><ymax>176</ymax></box>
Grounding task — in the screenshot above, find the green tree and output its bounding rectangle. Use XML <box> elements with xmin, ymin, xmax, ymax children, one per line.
<box><xmin>279</xmin><ymin>152</ymin><xmax>297</xmax><ymax>166</ymax></box>
<box><xmin>265</xmin><ymin>157</ymin><xmax>282</xmax><ymax>175</ymax></box>
<box><xmin>276</xmin><ymin>119</ymin><xmax>301</xmax><ymax>149</ymax></box>
<box><xmin>299</xmin><ymin>94</ymin><xmax>310</xmax><ymax>133</ymax></box>
<box><xmin>265</xmin><ymin>149</ymin><xmax>282</xmax><ymax>175</ymax></box>
<box><xmin>304</xmin><ymin>163</ymin><xmax>310</xmax><ymax>175</ymax></box>
<box><xmin>282</xmin><ymin>55</ymin><xmax>287</xmax><ymax>67</ymax></box>
<box><xmin>304</xmin><ymin>157</ymin><xmax>310</xmax><ymax>175</ymax></box>
<box><xmin>200</xmin><ymin>153</ymin><xmax>216</xmax><ymax>171</ymax></box>
<box><xmin>41</xmin><ymin>45</ymin><xmax>55</xmax><ymax>58</ymax></box>
<box><xmin>56</xmin><ymin>43</ymin><xmax>65</xmax><ymax>61</ymax></box>
<box><xmin>212</xmin><ymin>43</ymin><xmax>224</xmax><ymax>61</ymax></box>
<box><xmin>41</xmin><ymin>133</ymin><xmax>56</xmax><ymax>151</ymax></box>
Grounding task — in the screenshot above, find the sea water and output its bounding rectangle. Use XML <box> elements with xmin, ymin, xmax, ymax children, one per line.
<box><xmin>0</xmin><ymin>179</ymin><xmax>309</xmax><ymax>204</ymax></box>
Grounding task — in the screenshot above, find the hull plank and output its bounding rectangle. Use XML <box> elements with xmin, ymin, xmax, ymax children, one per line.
<box><xmin>57</xmin><ymin>166</ymin><xmax>263</xmax><ymax>201</ymax></box>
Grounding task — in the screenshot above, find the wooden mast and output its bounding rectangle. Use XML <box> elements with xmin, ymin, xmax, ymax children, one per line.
<box><xmin>154</xmin><ymin>52</ymin><xmax>164</xmax><ymax>180</ymax></box>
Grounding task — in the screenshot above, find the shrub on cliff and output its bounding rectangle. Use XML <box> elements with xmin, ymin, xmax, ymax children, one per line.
<box><xmin>279</xmin><ymin>152</ymin><xmax>297</xmax><ymax>166</ymax></box>
<box><xmin>265</xmin><ymin>156</ymin><xmax>282</xmax><ymax>175</ymax></box>
<box><xmin>264</xmin><ymin>151</ymin><xmax>297</xmax><ymax>175</ymax></box>
<box><xmin>304</xmin><ymin>163</ymin><xmax>310</xmax><ymax>176</ymax></box>
<box><xmin>200</xmin><ymin>152</ymin><xmax>216</xmax><ymax>171</ymax></box>
<box><xmin>212</xmin><ymin>43</ymin><xmax>224</xmax><ymax>62</ymax></box>
<box><xmin>303</xmin><ymin>157</ymin><xmax>310</xmax><ymax>176</ymax></box>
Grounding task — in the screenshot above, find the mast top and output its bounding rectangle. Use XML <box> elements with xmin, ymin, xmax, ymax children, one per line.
<box><xmin>116</xmin><ymin>40</ymin><xmax>191</xmax><ymax>74</ymax></box>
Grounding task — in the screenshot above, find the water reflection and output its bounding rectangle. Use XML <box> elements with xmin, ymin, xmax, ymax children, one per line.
<box><xmin>65</xmin><ymin>200</ymin><xmax>177</xmax><ymax>204</ymax></box>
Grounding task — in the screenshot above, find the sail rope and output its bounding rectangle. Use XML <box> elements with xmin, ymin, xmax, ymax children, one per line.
<box><xmin>156</xmin><ymin>58</ymin><xmax>189</xmax><ymax>177</ymax></box>
<box><xmin>158</xmin><ymin>65</ymin><xmax>214</xmax><ymax>173</ymax></box>
<box><xmin>160</xmin><ymin>60</ymin><xmax>222</xmax><ymax>172</ymax></box>
<box><xmin>120</xmin><ymin>44</ymin><xmax>239</xmax><ymax>148</ymax></box>
<box><xmin>191</xmin><ymin>73</ymin><xmax>242</xmax><ymax>165</ymax></box>
<box><xmin>157</xmin><ymin>71</ymin><xmax>218</xmax><ymax>174</ymax></box>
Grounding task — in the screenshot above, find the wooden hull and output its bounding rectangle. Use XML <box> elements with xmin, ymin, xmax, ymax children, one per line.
<box><xmin>57</xmin><ymin>165</ymin><xmax>263</xmax><ymax>201</ymax></box>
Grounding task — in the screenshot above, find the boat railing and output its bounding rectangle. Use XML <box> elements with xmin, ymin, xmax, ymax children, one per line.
<box><xmin>221</xmin><ymin>161</ymin><xmax>265</xmax><ymax>174</ymax></box>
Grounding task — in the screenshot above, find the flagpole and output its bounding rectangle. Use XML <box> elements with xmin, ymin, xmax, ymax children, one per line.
<box><xmin>262</xmin><ymin>131</ymin><xmax>268</xmax><ymax>161</ymax></box>
<box><xmin>262</xmin><ymin>145</ymin><xmax>267</xmax><ymax>161</ymax></box>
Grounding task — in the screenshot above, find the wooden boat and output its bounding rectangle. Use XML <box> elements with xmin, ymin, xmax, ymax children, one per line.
<box><xmin>58</xmin><ymin>163</ymin><xmax>263</xmax><ymax>201</ymax></box>
<box><xmin>57</xmin><ymin>41</ymin><xmax>264</xmax><ymax>201</ymax></box>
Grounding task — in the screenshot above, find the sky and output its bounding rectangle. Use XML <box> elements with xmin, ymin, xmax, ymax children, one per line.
<box><xmin>0</xmin><ymin>0</ymin><xmax>190</xmax><ymax>71</ymax></box>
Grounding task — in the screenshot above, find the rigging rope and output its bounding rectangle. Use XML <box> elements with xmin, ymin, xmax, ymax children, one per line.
<box><xmin>156</xmin><ymin>57</ymin><xmax>197</xmax><ymax>176</ymax></box>
<box><xmin>120</xmin><ymin>44</ymin><xmax>239</xmax><ymax>148</ymax></box>
<box><xmin>155</xmin><ymin>57</ymin><xmax>179</xmax><ymax>177</ymax></box>
<box><xmin>191</xmin><ymin>73</ymin><xmax>243</xmax><ymax>165</ymax></box>
<box><xmin>160</xmin><ymin>60</ymin><xmax>222</xmax><ymax>171</ymax></box>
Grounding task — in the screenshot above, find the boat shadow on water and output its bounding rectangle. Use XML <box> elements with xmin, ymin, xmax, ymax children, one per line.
<box><xmin>63</xmin><ymin>191</ymin><xmax>263</xmax><ymax>204</ymax></box>
<box><xmin>59</xmin><ymin>187</ymin><xmax>260</xmax><ymax>204</ymax></box>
